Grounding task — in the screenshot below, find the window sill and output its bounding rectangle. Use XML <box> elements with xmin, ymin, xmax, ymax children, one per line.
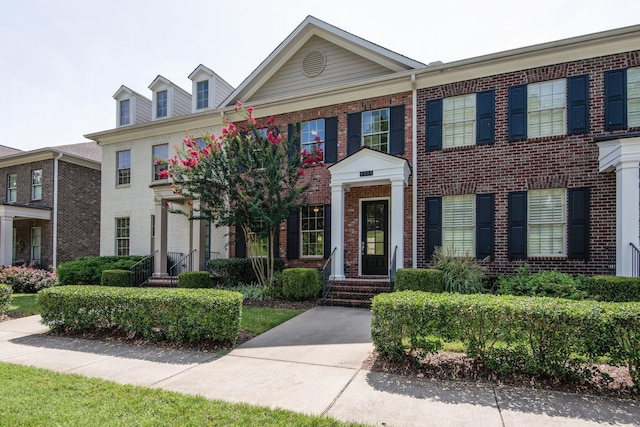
<box><xmin>527</xmin><ymin>256</ymin><xmax>568</xmax><ymax>261</ymax></box>
<box><xmin>115</xmin><ymin>184</ymin><xmax>130</xmax><ymax>189</ymax></box>
<box><xmin>442</xmin><ymin>144</ymin><xmax>475</xmax><ymax>152</ymax></box>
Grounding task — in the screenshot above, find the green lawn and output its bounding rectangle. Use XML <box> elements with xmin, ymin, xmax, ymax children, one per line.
<box><xmin>7</xmin><ymin>293</ymin><xmax>39</xmax><ymax>318</ymax></box>
<box><xmin>0</xmin><ymin>363</ymin><xmax>364</xmax><ymax>427</ymax></box>
<box><xmin>241</xmin><ymin>306</ymin><xmax>304</xmax><ymax>335</ymax></box>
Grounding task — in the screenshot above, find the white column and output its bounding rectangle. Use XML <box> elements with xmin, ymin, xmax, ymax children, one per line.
<box><xmin>0</xmin><ymin>216</ymin><xmax>14</xmax><ymax>266</ymax></box>
<box><xmin>616</xmin><ymin>160</ymin><xmax>640</xmax><ymax>276</ymax></box>
<box><xmin>191</xmin><ymin>200</ymin><xmax>205</xmax><ymax>271</ymax></box>
<box><xmin>330</xmin><ymin>183</ymin><xmax>345</xmax><ymax>280</ymax></box>
<box><xmin>154</xmin><ymin>201</ymin><xmax>168</xmax><ymax>276</ymax></box>
<box><xmin>390</xmin><ymin>178</ymin><xmax>405</xmax><ymax>270</ymax></box>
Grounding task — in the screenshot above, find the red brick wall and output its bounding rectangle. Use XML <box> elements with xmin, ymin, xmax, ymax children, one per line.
<box><xmin>416</xmin><ymin>51</ymin><xmax>640</xmax><ymax>275</ymax></box>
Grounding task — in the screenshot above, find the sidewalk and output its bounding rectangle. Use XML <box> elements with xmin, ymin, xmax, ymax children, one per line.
<box><xmin>1</xmin><ymin>308</ymin><xmax>639</xmax><ymax>426</ymax></box>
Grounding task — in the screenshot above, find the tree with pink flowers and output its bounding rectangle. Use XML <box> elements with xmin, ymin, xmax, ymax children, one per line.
<box><xmin>160</xmin><ymin>103</ymin><xmax>309</xmax><ymax>287</ymax></box>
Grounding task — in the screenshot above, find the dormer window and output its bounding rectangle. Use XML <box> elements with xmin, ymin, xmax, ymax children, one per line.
<box><xmin>197</xmin><ymin>80</ymin><xmax>209</xmax><ymax>110</ymax></box>
<box><xmin>119</xmin><ymin>99</ymin><xmax>130</xmax><ymax>126</ymax></box>
<box><xmin>156</xmin><ymin>90</ymin><xmax>168</xmax><ymax>118</ymax></box>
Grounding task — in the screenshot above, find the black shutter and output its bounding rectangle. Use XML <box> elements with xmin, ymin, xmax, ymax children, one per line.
<box><xmin>425</xmin><ymin>99</ymin><xmax>442</xmax><ymax>151</ymax></box>
<box><xmin>347</xmin><ymin>112</ymin><xmax>361</xmax><ymax>156</ymax></box>
<box><xmin>508</xmin><ymin>191</ymin><xmax>527</xmax><ymax>260</ymax></box>
<box><xmin>235</xmin><ymin>227</ymin><xmax>246</xmax><ymax>258</ymax></box>
<box><xmin>389</xmin><ymin>105</ymin><xmax>405</xmax><ymax>155</ymax></box>
<box><xmin>288</xmin><ymin>123</ymin><xmax>301</xmax><ymax>155</ymax></box>
<box><xmin>604</xmin><ymin>69</ymin><xmax>627</xmax><ymax>131</ymax></box>
<box><xmin>476</xmin><ymin>193</ymin><xmax>495</xmax><ymax>260</ymax></box>
<box><xmin>425</xmin><ymin>197</ymin><xmax>442</xmax><ymax>261</ymax></box>
<box><xmin>476</xmin><ymin>90</ymin><xmax>495</xmax><ymax>145</ymax></box>
<box><xmin>323</xmin><ymin>204</ymin><xmax>332</xmax><ymax>259</ymax></box>
<box><xmin>286</xmin><ymin>211</ymin><xmax>300</xmax><ymax>259</ymax></box>
<box><xmin>568</xmin><ymin>188</ymin><xmax>590</xmax><ymax>260</ymax></box>
<box><xmin>508</xmin><ymin>84</ymin><xmax>527</xmax><ymax>141</ymax></box>
<box><xmin>324</xmin><ymin>116</ymin><xmax>338</xmax><ymax>163</ymax></box>
<box><xmin>568</xmin><ymin>74</ymin><xmax>590</xmax><ymax>135</ymax></box>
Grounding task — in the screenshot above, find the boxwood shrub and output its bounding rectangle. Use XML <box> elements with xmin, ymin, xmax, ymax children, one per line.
<box><xmin>207</xmin><ymin>258</ymin><xmax>284</xmax><ymax>286</ymax></box>
<box><xmin>178</xmin><ymin>271</ymin><xmax>211</xmax><ymax>288</ymax></box>
<box><xmin>101</xmin><ymin>270</ymin><xmax>131</xmax><ymax>287</ymax></box>
<box><xmin>282</xmin><ymin>268</ymin><xmax>320</xmax><ymax>301</ymax></box>
<box><xmin>497</xmin><ymin>265</ymin><xmax>587</xmax><ymax>300</ymax></box>
<box><xmin>371</xmin><ymin>291</ymin><xmax>640</xmax><ymax>385</ymax></box>
<box><xmin>580</xmin><ymin>276</ymin><xmax>640</xmax><ymax>302</ymax></box>
<box><xmin>394</xmin><ymin>268</ymin><xmax>444</xmax><ymax>292</ymax></box>
<box><xmin>0</xmin><ymin>284</ymin><xmax>11</xmax><ymax>315</ymax></box>
<box><xmin>38</xmin><ymin>286</ymin><xmax>243</xmax><ymax>345</ymax></box>
<box><xmin>57</xmin><ymin>256</ymin><xmax>146</xmax><ymax>286</ymax></box>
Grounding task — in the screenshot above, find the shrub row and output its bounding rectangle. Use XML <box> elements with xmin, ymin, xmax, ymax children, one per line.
<box><xmin>38</xmin><ymin>286</ymin><xmax>243</xmax><ymax>345</ymax></box>
<box><xmin>0</xmin><ymin>284</ymin><xmax>11</xmax><ymax>315</ymax></box>
<box><xmin>101</xmin><ymin>270</ymin><xmax>131</xmax><ymax>287</ymax></box>
<box><xmin>178</xmin><ymin>271</ymin><xmax>212</xmax><ymax>288</ymax></box>
<box><xmin>0</xmin><ymin>266</ymin><xmax>57</xmax><ymax>293</ymax></box>
<box><xmin>394</xmin><ymin>268</ymin><xmax>443</xmax><ymax>292</ymax></box>
<box><xmin>581</xmin><ymin>275</ymin><xmax>640</xmax><ymax>302</ymax></box>
<box><xmin>371</xmin><ymin>291</ymin><xmax>640</xmax><ymax>386</ymax></box>
<box><xmin>57</xmin><ymin>256</ymin><xmax>146</xmax><ymax>286</ymax></box>
<box><xmin>282</xmin><ymin>268</ymin><xmax>319</xmax><ymax>301</ymax></box>
<box><xmin>207</xmin><ymin>258</ymin><xmax>284</xmax><ymax>286</ymax></box>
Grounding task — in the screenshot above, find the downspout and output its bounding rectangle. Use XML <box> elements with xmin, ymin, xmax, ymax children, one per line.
<box><xmin>411</xmin><ymin>74</ymin><xmax>418</xmax><ymax>268</ymax></box>
<box><xmin>53</xmin><ymin>152</ymin><xmax>63</xmax><ymax>268</ymax></box>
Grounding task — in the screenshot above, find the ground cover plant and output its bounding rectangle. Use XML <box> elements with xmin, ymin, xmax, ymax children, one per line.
<box><xmin>0</xmin><ymin>363</ymin><xmax>363</xmax><ymax>427</ymax></box>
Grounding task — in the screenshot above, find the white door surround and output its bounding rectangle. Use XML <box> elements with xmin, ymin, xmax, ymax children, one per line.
<box><xmin>327</xmin><ymin>148</ymin><xmax>410</xmax><ymax>280</ymax></box>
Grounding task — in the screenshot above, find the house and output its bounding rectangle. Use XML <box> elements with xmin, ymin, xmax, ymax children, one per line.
<box><xmin>0</xmin><ymin>142</ymin><xmax>101</xmax><ymax>268</ymax></box>
<box><xmin>87</xmin><ymin>16</ymin><xmax>640</xmax><ymax>286</ymax></box>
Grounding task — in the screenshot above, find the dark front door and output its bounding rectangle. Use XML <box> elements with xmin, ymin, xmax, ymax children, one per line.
<box><xmin>361</xmin><ymin>200</ymin><xmax>388</xmax><ymax>276</ymax></box>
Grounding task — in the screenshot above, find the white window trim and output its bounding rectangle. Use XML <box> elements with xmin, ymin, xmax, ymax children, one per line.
<box><xmin>116</xmin><ymin>150</ymin><xmax>131</xmax><ymax>187</ymax></box>
<box><xmin>442</xmin><ymin>194</ymin><xmax>475</xmax><ymax>257</ymax></box>
<box><xmin>628</xmin><ymin>67</ymin><xmax>640</xmax><ymax>128</ymax></box>
<box><xmin>362</xmin><ymin>108</ymin><xmax>390</xmax><ymax>153</ymax></box>
<box><xmin>443</xmin><ymin>94</ymin><xmax>476</xmax><ymax>149</ymax></box>
<box><xmin>527</xmin><ymin>79</ymin><xmax>567</xmax><ymax>138</ymax></box>
<box><xmin>31</xmin><ymin>227</ymin><xmax>41</xmax><ymax>263</ymax></box>
<box><xmin>300</xmin><ymin>205</ymin><xmax>324</xmax><ymax>258</ymax></box>
<box><xmin>527</xmin><ymin>188</ymin><xmax>567</xmax><ymax>257</ymax></box>
<box><xmin>196</xmin><ymin>80</ymin><xmax>209</xmax><ymax>110</ymax></box>
<box><xmin>7</xmin><ymin>173</ymin><xmax>17</xmax><ymax>203</ymax></box>
<box><xmin>115</xmin><ymin>217</ymin><xmax>130</xmax><ymax>256</ymax></box>
<box><xmin>152</xmin><ymin>144</ymin><xmax>169</xmax><ymax>181</ymax></box>
<box><xmin>31</xmin><ymin>169</ymin><xmax>42</xmax><ymax>201</ymax></box>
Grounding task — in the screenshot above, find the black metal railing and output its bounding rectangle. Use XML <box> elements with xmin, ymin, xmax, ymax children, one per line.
<box><xmin>321</xmin><ymin>247</ymin><xmax>337</xmax><ymax>305</ymax></box>
<box><xmin>631</xmin><ymin>242</ymin><xmax>640</xmax><ymax>277</ymax></box>
<box><xmin>169</xmin><ymin>250</ymin><xmax>196</xmax><ymax>277</ymax></box>
<box><xmin>130</xmin><ymin>252</ymin><xmax>156</xmax><ymax>287</ymax></box>
<box><xmin>389</xmin><ymin>245</ymin><xmax>398</xmax><ymax>292</ymax></box>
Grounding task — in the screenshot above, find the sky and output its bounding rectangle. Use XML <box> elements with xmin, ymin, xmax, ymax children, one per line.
<box><xmin>1</xmin><ymin>0</ymin><xmax>639</xmax><ymax>151</ymax></box>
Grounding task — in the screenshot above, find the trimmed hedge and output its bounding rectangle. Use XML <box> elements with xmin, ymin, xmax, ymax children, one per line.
<box><xmin>497</xmin><ymin>266</ymin><xmax>586</xmax><ymax>300</ymax></box>
<box><xmin>394</xmin><ymin>268</ymin><xmax>444</xmax><ymax>292</ymax></box>
<box><xmin>282</xmin><ymin>268</ymin><xmax>320</xmax><ymax>301</ymax></box>
<box><xmin>0</xmin><ymin>284</ymin><xmax>11</xmax><ymax>315</ymax></box>
<box><xmin>57</xmin><ymin>256</ymin><xmax>146</xmax><ymax>286</ymax></box>
<box><xmin>178</xmin><ymin>271</ymin><xmax>211</xmax><ymax>288</ymax></box>
<box><xmin>207</xmin><ymin>258</ymin><xmax>284</xmax><ymax>286</ymax></box>
<box><xmin>371</xmin><ymin>291</ymin><xmax>640</xmax><ymax>386</ymax></box>
<box><xmin>580</xmin><ymin>276</ymin><xmax>640</xmax><ymax>302</ymax></box>
<box><xmin>101</xmin><ymin>270</ymin><xmax>131</xmax><ymax>287</ymax></box>
<box><xmin>38</xmin><ymin>286</ymin><xmax>243</xmax><ymax>345</ymax></box>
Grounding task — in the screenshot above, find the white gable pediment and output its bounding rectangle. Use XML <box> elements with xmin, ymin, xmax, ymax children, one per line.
<box><xmin>328</xmin><ymin>147</ymin><xmax>410</xmax><ymax>187</ymax></box>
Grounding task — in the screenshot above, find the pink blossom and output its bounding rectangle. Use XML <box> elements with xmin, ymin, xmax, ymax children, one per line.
<box><xmin>228</xmin><ymin>122</ymin><xmax>237</xmax><ymax>132</ymax></box>
<box><xmin>266</xmin><ymin>116</ymin><xmax>275</xmax><ymax>125</ymax></box>
<box><xmin>234</xmin><ymin>100</ymin><xmax>243</xmax><ymax>111</ymax></box>
<box><xmin>299</xmin><ymin>169</ymin><xmax>305</xmax><ymax>176</ymax></box>
<box><xmin>247</xmin><ymin>106</ymin><xmax>254</xmax><ymax>114</ymax></box>
<box><xmin>157</xmin><ymin>169</ymin><xmax>170</xmax><ymax>179</ymax></box>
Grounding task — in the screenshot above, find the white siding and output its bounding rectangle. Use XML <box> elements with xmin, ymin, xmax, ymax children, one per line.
<box><xmin>133</xmin><ymin>96</ymin><xmax>152</xmax><ymax>125</ymax></box>
<box><xmin>172</xmin><ymin>85</ymin><xmax>192</xmax><ymax>117</ymax></box>
<box><xmin>213</xmin><ymin>76</ymin><xmax>234</xmax><ymax>108</ymax></box>
<box><xmin>251</xmin><ymin>36</ymin><xmax>392</xmax><ymax>102</ymax></box>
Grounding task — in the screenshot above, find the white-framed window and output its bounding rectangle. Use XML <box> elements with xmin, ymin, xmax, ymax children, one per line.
<box><xmin>442</xmin><ymin>194</ymin><xmax>475</xmax><ymax>256</ymax></box>
<box><xmin>362</xmin><ymin>108</ymin><xmax>389</xmax><ymax>152</ymax></box>
<box><xmin>31</xmin><ymin>227</ymin><xmax>41</xmax><ymax>263</ymax></box>
<box><xmin>156</xmin><ymin>90</ymin><xmax>168</xmax><ymax>118</ymax></box>
<box><xmin>152</xmin><ymin>144</ymin><xmax>169</xmax><ymax>181</ymax></box>
<box><xmin>7</xmin><ymin>173</ymin><xmax>17</xmax><ymax>203</ymax></box>
<box><xmin>31</xmin><ymin>169</ymin><xmax>42</xmax><ymax>200</ymax></box>
<box><xmin>248</xmin><ymin>232</ymin><xmax>268</xmax><ymax>258</ymax></box>
<box><xmin>443</xmin><ymin>94</ymin><xmax>476</xmax><ymax>148</ymax></box>
<box><xmin>119</xmin><ymin>99</ymin><xmax>130</xmax><ymax>126</ymax></box>
<box><xmin>116</xmin><ymin>150</ymin><xmax>131</xmax><ymax>186</ymax></box>
<box><xmin>301</xmin><ymin>119</ymin><xmax>324</xmax><ymax>155</ymax></box>
<box><xmin>196</xmin><ymin>80</ymin><xmax>209</xmax><ymax>110</ymax></box>
<box><xmin>301</xmin><ymin>205</ymin><xmax>324</xmax><ymax>257</ymax></box>
<box><xmin>528</xmin><ymin>188</ymin><xmax>566</xmax><ymax>257</ymax></box>
<box><xmin>115</xmin><ymin>217</ymin><xmax>130</xmax><ymax>256</ymax></box>
<box><xmin>628</xmin><ymin>67</ymin><xmax>640</xmax><ymax>127</ymax></box>
<box><xmin>528</xmin><ymin>79</ymin><xmax>566</xmax><ymax>138</ymax></box>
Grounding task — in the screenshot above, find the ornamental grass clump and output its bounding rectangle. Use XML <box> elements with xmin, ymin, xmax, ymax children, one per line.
<box><xmin>432</xmin><ymin>247</ymin><xmax>485</xmax><ymax>294</ymax></box>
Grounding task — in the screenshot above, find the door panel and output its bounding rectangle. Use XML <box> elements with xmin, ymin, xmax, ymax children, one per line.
<box><xmin>361</xmin><ymin>200</ymin><xmax>388</xmax><ymax>276</ymax></box>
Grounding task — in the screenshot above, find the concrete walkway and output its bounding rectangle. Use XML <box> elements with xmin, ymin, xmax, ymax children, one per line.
<box><xmin>1</xmin><ymin>307</ymin><xmax>639</xmax><ymax>426</ymax></box>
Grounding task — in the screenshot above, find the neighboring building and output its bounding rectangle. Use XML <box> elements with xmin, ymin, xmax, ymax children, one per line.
<box><xmin>0</xmin><ymin>142</ymin><xmax>101</xmax><ymax>268</ymax></box>
<box><xmin>88</xmin><ymin>16</ymin><xmax>640</xmax><ymax>281</ymax></box>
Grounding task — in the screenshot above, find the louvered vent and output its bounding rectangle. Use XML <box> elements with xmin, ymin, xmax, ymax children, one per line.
<box><xmin>301</xmin><ymin>50</ymin><xmax>326</xmax><ymax>77</ymax></box>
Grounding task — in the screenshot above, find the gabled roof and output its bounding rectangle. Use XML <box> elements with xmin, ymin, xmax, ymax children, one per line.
<box><xmin>112</xmin><ymin>85</ymin><xmax>150</xmax><ymax>101</ymax></box>
<box><xmin>0</xmin><ymin>145</ymin><xmax>22</xmax><ymax>157</ymax></box>
<box><xmin>222</xmin><ymin>15</ymin><xmax>426</xmax><ymax>107</ymax></box>
<box><xmin>148</xmin><ymin>75</ymin><xmax>190</xmax><ymax>97</ymax></box>
<box><xmin>0</xmin><ymin>142</ymin><xmax>101</xmax><ymax>170</ymax></box>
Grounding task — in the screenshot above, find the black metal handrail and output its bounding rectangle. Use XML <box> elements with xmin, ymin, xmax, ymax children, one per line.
<box><xmin>130</xmin><ymin>252</ymin><xmax>156</xmax><ymax>287</ymax></box>
<box><xmin>631</xmin><ymin>242</ymin><xmax>640</xmax><ymax>277</ymax></box>
<box><xmin>321</xmin><ymin>247</ymin><xmax>337</xmax><ymax>305</ymax></box>
<box><xmin>389</xmin><ymin>245</ymin><xmax>398</xmax><ymax>292</ymax></box>
<box><xmin>169</xmin><ymin>249</ymin><xmax>196</xmax><ymax>278</ymax></box>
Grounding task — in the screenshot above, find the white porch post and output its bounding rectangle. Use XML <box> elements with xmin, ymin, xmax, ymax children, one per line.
<box><xmin>153</xmin><ymin>201</ymin><xmax>168</xmax><ymax>276</ymax></box>
<box><xmin>616</xmin><ymin>160</ymin><xmax>639</xmax><ymax>276</ymax></box>
<box><xmin>390</xmin><ymin>178</ymin><xmax>405</xmax><ymax>270</ymax></box>
<box><xmin>191</xmin><ymin>200</ymin><xmax>205</xmax><ymax>271</ymax></box>
<box><xmin>0</xmin><ymin>216</ymin><xmax>14</xmax><ymax>266</ymax></box>
<box><xmin>331</xmin><ymin>182</ymin><xmax>345</xmax><ymax>280</ymax></box>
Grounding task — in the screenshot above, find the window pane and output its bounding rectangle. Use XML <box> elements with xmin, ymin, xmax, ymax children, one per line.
<box><xmin>443</xmin><ymin>94</ymin><xmax>476</xmax><ymax>148</ymax></box>
<box><xmin>528</xmin><ymin>80</ymin><xmax>566</xmax><ymax>138</ymax></box>
<box><xmin>157</xmin><ymin>90</ymin><xmax>167</xmax><ymax>118</ymax></box>
<box><xmin>442</xmin><ymin>194</ymin><xmax>475</xmax><ymax>256</ymax></box>
<box><xmin>362</xmin><ymin>109</ymin><xmax>390</xmax><ymax>153</ymax></box>
<box><xmin>301</xmin><ymin>205</ymin><xmax>324</xmax><ymax>257</ymax></box>
<box><xmin>197</xmin><ymin>80</ymin><xmax>209</xmax><ymax>109</ymax></box>
<box><xmin>153</xmin><ymin>144</ymin><xmax>169</xmax><ymax>180</ymax></box>
<box><xmin>301</xmin><ymin>119</ymin><xmax>325</xmax><ymax>154</ymax></box>
<box><xmin>117</xmin><ymin>150</ymin><xmax>131</xmax><ymax>185</ymax></box>
<box><xmin>120</xmin><ymin>99</ymin><xmax>130</xmax><ymax>126</ymax></box>
<box><xmin>116</xmin><ymin>218</ymin><xmax>130</xmax><ymax>256</ymax></box>
<box><xmin>528</xmin><ymin>189</ymin><xmax>566</xmax><ymax>256</ymax></box>
<box><xmin>628</xmin><ymin>68</ymin><xmax>640</xmax><ymax>127</ymax></box>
